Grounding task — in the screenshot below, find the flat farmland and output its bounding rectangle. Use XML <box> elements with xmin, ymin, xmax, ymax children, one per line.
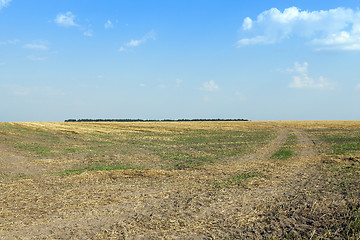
<box><xmin>0</xmin><ymin>121</ymin><xmax>360</xmax><ymax>239</ymax></box>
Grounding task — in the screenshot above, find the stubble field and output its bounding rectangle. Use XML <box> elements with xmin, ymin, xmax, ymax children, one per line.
<box><xmin>0</xmin><ymin>121</ymin><xmax>360</xmax><ymax>239</ymax></box>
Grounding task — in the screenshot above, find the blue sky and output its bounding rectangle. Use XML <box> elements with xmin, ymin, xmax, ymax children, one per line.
<box><xmin>1</xmin><ymin>0</ymin><xmax>360</xmax><ymax>121</ymax></box>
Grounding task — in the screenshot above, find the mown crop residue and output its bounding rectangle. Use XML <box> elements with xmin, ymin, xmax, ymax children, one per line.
<box><xmin>1</xmin><ymin>121</ymin><xmax>360</xmax><ymax>239</ymax></box>
<box><xmin>212</xmin><ymin>171</ymin><xmax>262</xmax><ymax>188</ymax></box>
<box><xmin>56</xmin><ymin>164</ymin><xmax>143</xmax><ymax>175</ymax></box>
<box><xmin>270</xmin><ymin>133</ymin><xmax>297</xmax><ymax>160</ymax></box>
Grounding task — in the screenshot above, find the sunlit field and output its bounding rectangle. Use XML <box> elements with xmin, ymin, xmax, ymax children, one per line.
<box><xmin>1</xmin><ymin>121</ymin><xmax>360</xmax><ymax>239</ymax></box>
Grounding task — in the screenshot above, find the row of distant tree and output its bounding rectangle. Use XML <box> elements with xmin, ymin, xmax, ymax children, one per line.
<box><xmin>65</xmin><ymin>118</ymin><xmax>249</xmax><ymax>122</ymax></box>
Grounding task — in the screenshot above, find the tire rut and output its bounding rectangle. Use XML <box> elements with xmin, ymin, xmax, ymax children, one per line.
<box><xmin>198</xmin><ymin>128</ymin><xmax>289</xmax><ymax>176</ymax></box>
<box><xmin>292</xmin><ymin>128</ymin><xmax>319</xmax><ymax>158</ymax></box>
<box><xmin>0</xmin><ymin>145</ymin><xmax>36</xmax><ymax>176</ymax></box>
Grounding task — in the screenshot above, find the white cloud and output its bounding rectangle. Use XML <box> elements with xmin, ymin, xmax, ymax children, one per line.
<box><xmin>356</xmin><ymin>83</ymin><xmax>360</xmax><ymax>90</ymax></box>
<box><xmin>83</xmin><ymin>30</ymin><xmax>93</xmax><ymax>37</ymax></box>
<box><xmin>0</xmin><ymin>0</ymin><xmax>12</xmax><ymax>10</ymax></box>
<box><xmin>242</xmin><ymin>17</ymin><xmax>253</xmax><ymax>30</ymax></box>
<box><xmin>23</xmin><ymin>42</ymin><xmax>49</xmax><ymax>51</ymax></box>
<box><xmin>202</xmin><ymin>80</ymin><xmax>219</xmax><ymax>92</ymax></box>
<box><xmin>238</xmin><ymin>7</ymin><xmax>360</xmax><ymax>51</ymax></box>
<box><xmin>55</xmin><ymin>12</ymin><xmax>77</xmax><ymax>27</ymax></box>
<box><xmin>312</xmin><ymin>31</ymin><xmax>360</xmax><ymax>51</ymax></box>
<box><xmin>288</xmin><ymin>62</ymin><xmax>333</xmax><ymax>89</ymax></box>
<box><xmin>104</xmin><ymin>20</ymin><xmax>113</xmax><ymax>29</ymax></box>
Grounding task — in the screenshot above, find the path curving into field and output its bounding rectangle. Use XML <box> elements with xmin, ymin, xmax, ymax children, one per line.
<box><xmin>0</xmin><ymin>144</ymin><xmax>57</xmax><ymax>177</ymax></box>
<box><xmin>0</xmin><ymin>145</ymin><xmax>38</xmax><ymax>176</ymax></box>
<box><xmin>0</xmin><ymin>125</ymin><xmax>346</xmax><ymax>239</ymax></box>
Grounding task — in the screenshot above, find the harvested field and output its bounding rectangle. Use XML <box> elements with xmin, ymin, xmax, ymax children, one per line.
<box><xmin>0</xmin><ymin>121</ymin><xmax>360</xmax><ymax>239</ymax></box>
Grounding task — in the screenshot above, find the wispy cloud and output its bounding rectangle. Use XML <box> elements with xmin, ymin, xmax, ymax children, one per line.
<box><xmin>23</xmin><ymin>41</ymin><xmax>49</xmax><ymax>51</ymax></box>
<box><xmin>125</xmin><ymin>31</ymin><xmax>156</xmax><ymax>47</ymax></box>
<box><xmin>238</xmin><ymin>7</ymin><xmax>360</xmax><ymax>51</ymax></box>
<box><xmin>119</xmin><ymin>31</ymin><xmax>156</xmax><ymax>52</ymax></box>
<box><xmin>356</xmin><ymin>83</ymin><xmax>360</xmax><ymax>90</ymax></box>
<box><xmin>288</xmin><ymin>62</ymin><xmax>333</xmax><ymax>89</ymax></box>
<box><xmin>0</xmin><ymin>0</ymin><xmax>12</xmax><ymax>10</ymax></box>
<box><xmin>118</xmin><ymin>46</ymin><xmax>126</xmax><ymax>52</ymax></box>
<box><xmin>83</xmin><ymin>30</ymin><xmax>94</xmax><ymax>37</ymax></box>
<box><xmin>2</xmin><ymin>84</ymin><xmax>66</xmax><ymax>97</ymax></box>
<box><xmin>157</xmin><ymin>84</ymin><xmax>166</xmax><ymax>89</ymax></box>
<box><xmin>126</xmin><ymin>40</ymin><xmax>143</xmax><ymax>47</ymax></box>
<box><xmin>202</xmin><ymin>80</ymin><xmax>219</xmax><ymax>92</ymax></box>
<box><xmin>55</xmin><ymin>11</ymin><xmax>78</xmax><ymax>27</ymax></box>
<box><xmin>104</xmin><ymin>20</ymin><xmax>113</xmax><ymax>29</ymax></box>
<box><xmin>0</xmin><ymin>39</ymin><xmax>19</xmax><ymax>45</ymax></box>
<box><xmin>176</xmin><ymin>78</ymin><xmax>183</xmax><ymax>87</ymax></box>
<box><xmin>22</xmin><ymin>41</ymin><xmax>56</xmax><ymax>61</ymax></box>
<box><xmin>235</xmin><ymin>91</ymin><xmax>247</xmax><ymax>101</ymax></box>
<box><xmin>27</xmin><ymin>55</ymin><xmax>47</xmax><ymax>61</ymax></box>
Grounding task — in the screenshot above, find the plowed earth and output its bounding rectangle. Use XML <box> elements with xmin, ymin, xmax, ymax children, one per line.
<box><xmin>0</xmin><ymin>121</ymin><xmax>359</xmax><ymax>239</ymax></box>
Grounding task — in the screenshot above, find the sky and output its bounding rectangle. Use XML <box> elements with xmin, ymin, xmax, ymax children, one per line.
<box><xmin>1</xmin><ymin>0</ymin><xmax>360</xmax><ymax>122</ymax></box>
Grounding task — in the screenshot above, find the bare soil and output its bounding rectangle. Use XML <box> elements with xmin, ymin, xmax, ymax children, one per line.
<box><xmin>0</xmin><ymin>121</ymin><xmax>359</xmax><ymax>239</ymax></box>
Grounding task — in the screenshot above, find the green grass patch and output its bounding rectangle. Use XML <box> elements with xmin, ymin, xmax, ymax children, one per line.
<box><xmin>271</xmin><ymin>134</ymin><xmax>297</xmax><ymax>160</ymax></box>
<box><xmin>0</xmin><ymin>172</ymin><xmax>9</xmax><ymax>178</ymax></box>
<box><xmin>15</xmin><ymin>142</ymin><xmax>53</xmax><ymax>155</ymax></box>
<box><xmin>231</xmin><ymin>172</ymin><xmax>261</xmax><ymax>183</ymax></box>
<box><xmin>65</xmin><ymin>148</ymin><xmax>82</xmax><ymax>153</ymax></box>
<box><xmin>57</xmin><ymin>164</ymin><xmax>143</xmax><ymax>175</ymax></box>
<box><xmin>310</xmin><ymin>130</ymin><xmax>360</xmax><ymax>155</ymax></box>
<box><xmin>149</xmin><ymin>129</ymin><xmax>275</xmax><ymax>169</ymax></box>
<box><xmin>13</xmin><ymin>174</ymin><xmax>28</xmax><ymax>178</ymax></box>
<box><xmin>0</xmin><ymin>123</ymin><xmax>30</xmax><ymax>132</ymax></box>
<box><xmin>1</xmin><ymin>123</ymin><xmax>276</xmax><ymax>170</ymax></box>
<box><xmin>284</xmin><ymin>134</ymin><xmax>298</xmax><ymax>146</ymax></box>
<box><xmin>87</xmin><ymin>146</ymin><xmax>113</xmax><ymax>152</ymax></box>
<box><xmin>213</xmin><ymin>171</ymin><xmax>261</xmax><ymax>188</ymax></box>
<box><xmin>331</xmin><ymin>142</ymin><xmax>360</xmax><ymax>155</ymax></box>
<box><xmin>271</xmin><ymin>149</ymin><xmax>294</xmax><ymax>160</ymax></box>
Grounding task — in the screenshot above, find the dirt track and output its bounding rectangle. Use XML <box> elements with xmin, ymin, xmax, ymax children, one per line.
<box><xmin>0</xmin><ymin>122</ymin><xmax>359</xmax><ymax>239</ymax></box>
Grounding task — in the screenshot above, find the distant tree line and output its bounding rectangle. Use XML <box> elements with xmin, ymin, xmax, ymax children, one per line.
<box><xmin>65</xmin><ymin>118</ymin><xmax>249</xmax><ymax>122</ymax></box>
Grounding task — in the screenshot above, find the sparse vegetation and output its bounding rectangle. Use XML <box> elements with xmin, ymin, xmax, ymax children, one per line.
<box><xmin>57</xmin><ymin>164</ymin><xmax>142</xmax><ymax>175</ymax></box>
<box><xmin>271</xmin><ymin>133</ymin><xmax>296</xmax><ymax>160</ymax></box>
<box><xmin>1</xmin><ymin>121</ymin><xmax>360</xmax><ymax>239</ymax></box>
<box><xmin>65</xmin><ymin>118</ymin><xmax>249</xmax><ymax>122</ymax></box>
<box><xmin>15</xmin><ymin>142</ymin><xmax>53</xmax><ymax>155</ymax></box>
<box><xmin>271</xmin><ymin>149</ymin><xmax>294</xmax><ymax>160</ymax></box>
<box><xmin>213</xmin><ymin>171</ymin><xmax>262</xmax><ymax>188</ymax></box>
<box><xmin>307</xmin><ymin>127</ymin><xmax>360</xmax><ymax>155</ymax></box>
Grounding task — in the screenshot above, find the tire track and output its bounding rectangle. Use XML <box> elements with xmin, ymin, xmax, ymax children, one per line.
<box><xmin>199</xmin><ymin>128</ymin><xmax>289</xmax><ymax>176</ymax></box>
<box><xmin>292</xmin><ymin>128</ymin><xmax>319</xmax><ymax>158</ymax></box>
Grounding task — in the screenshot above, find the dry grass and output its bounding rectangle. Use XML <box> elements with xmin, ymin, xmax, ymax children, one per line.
<box><xmin>0</xmin><ymin>121</ymin><xmax>360</xmax><ymax>239</ymax></box>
